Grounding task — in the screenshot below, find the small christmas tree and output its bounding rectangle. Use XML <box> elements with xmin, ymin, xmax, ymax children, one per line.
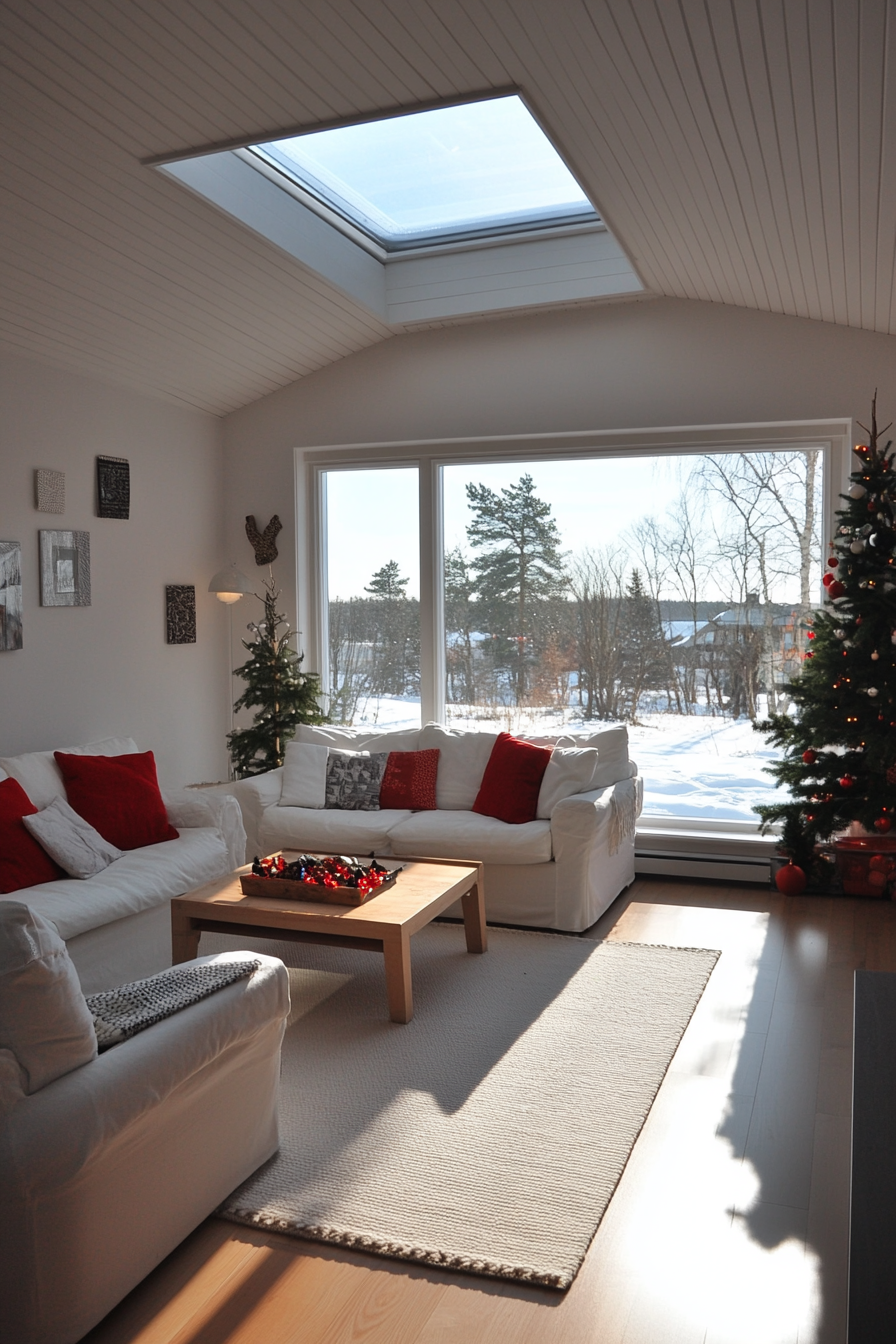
<box><xmin>757</xmin><ymin>396</ymin><xmax>896</xmax><ymax>878</ymax></box>
<box><xmin>228</xmin><ymin>574</ymin><xmax>327</xmax><ymax>778</ymax></box>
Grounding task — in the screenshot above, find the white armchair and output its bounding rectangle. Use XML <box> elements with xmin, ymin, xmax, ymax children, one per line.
<box><xmin>0</xmin><ymin>904</ymin><xmax>289</xmax><ymax>1344</ymax></box>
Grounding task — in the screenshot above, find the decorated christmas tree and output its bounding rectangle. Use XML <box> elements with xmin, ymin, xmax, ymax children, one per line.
<box><xmin>757</xmin><ymin>397</ymin><xmax>896</xmax><ymax>885</ymax></box>
<box><xmin>228</xmin><ymin>574</ymin><xmax>327</xmax><ymax>778</ymax></box>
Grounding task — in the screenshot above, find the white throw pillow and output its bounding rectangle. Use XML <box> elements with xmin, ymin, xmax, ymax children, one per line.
<box><xmin>581</xmin><ymin>726</ymin><xmax>634</xmax><ymax>788</ymax></box>
<box><xmin>536</xmin><ymin>747</ymin><xmax>601</xmax><ymax>818</ymax></box>
<box><xmin>0</xmin><ymin>902</ymin><xmax>97</xmax><ymax>1094</ymax></box>
<box><xmin>279</xmin><ymin>741</ymin><xmax>329</xmax><ymax>808</ymax></box>
<box><xmin>22</xmin><ymin>797</ymin><xmax>124</xmax><ymax>878</ymax></box>
<box><xmin>0</xmin><ymin>736</ymin><xmax>139</xmax><ymax>809</ymax></box>
<box><xmin>418</xmin><ymin>723</ymin><xmax>498</xmax><ymax>810</ymax></box>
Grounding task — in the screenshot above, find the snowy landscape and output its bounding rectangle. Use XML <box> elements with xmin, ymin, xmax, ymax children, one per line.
<box><xmin>342</xmin><ymin>694</ymin><xmax>788</xmax><ymax>825</ymax></box>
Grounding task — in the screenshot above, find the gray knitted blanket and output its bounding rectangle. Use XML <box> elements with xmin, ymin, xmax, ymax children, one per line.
<box><xmin>86</xmin><ymin>960</ymin><xmax>261</xmax><ymax>1050</ymax></box>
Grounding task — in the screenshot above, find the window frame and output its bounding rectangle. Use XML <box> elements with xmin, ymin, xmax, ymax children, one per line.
<box><xmin>299</xmin><ymin>418</ymin><xmax>850</xmax><ymax>811</ymax></box>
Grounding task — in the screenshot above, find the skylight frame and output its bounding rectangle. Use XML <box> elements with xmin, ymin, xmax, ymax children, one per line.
<box><xmin>245</xmin><ymin>93</ymin><xmax>601</xmax><ymax>255</ymax></box>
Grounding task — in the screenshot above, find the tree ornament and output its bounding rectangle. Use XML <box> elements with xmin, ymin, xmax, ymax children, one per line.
<box><xmin>802</xmin><ymin>748</ymin><xmax>817</xmax><ymax>764</ymax></box>
<box><xmin>806</xmin><ymin>630</ymin><xmax>815</xmax><ymax>640</ymax></box>
<box><xmin>872</xmin><ymin>651</ymin><xmax>880</xmax><ymax>660</ymax></box>
<box><xmin>835</xmin><ymin>628</ymin><xmax>846</xmax><ymax>638</ymax></box>
<box><xmin>839</xmin><ymin>774</ymin><xmax>855</xmax><ymax>789</ymax></box>
<box><xmin>875</xmin><ymin>817</ymin><xmax>893</xmax><ymax>833</ymax></box>
<box><xmin>822</xmin><ymin>572</ymin><xmax>833</xmax><ymax>587</ymax></box>
<box><xmin>887</xmin><ymin>763</ymin><xmax>896</xmax><ymax>785</ymax></box>
<box><xmin>868</xmin><ymin>687</ymin><xmax>880</xmax><ymax>697</ymax></box>
<box><xmin>776</xmin><ymin>862</ymin><xmax>807</xmax><ymax>895</ymax></box>
<box><xmin>850</xmin><ymin>540</ymin><xmax>866</xmax><ymax>553</ymax></box>
<box><xmin>828</xmin><ymin>580</ymin><xmax>846</xmax><ymax>598</ymax></box>
<box><xmin>827</xmin><ymin>557</ymin><xmax>840</xmax><ymax>568</ymax></box>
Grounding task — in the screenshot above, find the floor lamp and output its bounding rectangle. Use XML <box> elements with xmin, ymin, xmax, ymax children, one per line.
<box><xmin>208</xmin><ymin>562</ymin><xmax>254</xmax><ymax>780</ymax></box>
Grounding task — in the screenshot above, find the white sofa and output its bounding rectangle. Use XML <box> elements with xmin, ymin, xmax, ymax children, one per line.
<box><xmin>0</xmin><ymin>897</ymin><xmax>289</xmax><ymax>1344</ymax></box>
<box><xmin>226</xmin><ymin>722</ymin><xmax>643</xmax><ymax>933</ymax></box>
<box><xmin>0</xmin><ymin>737</ymin><xmax>246</xmax><ymax>993</ymax></box>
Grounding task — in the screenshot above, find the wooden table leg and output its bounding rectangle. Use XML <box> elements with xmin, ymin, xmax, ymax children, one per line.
<box><xmin>460</xmin><ymin>866</ymin><xmax>487</xmax><ymax>953</ymax></box>
<box><xmin>171</xmin><ymin>903</ymin><xmax>202</xmax><ymax>964</ymax></box>
<box><xmin>383</xmin><ymin>927</ymin><xmax>413</xmax><ymax>1023</ymax></box>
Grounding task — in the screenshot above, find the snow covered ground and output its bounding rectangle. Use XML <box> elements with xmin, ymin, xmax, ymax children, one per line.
<box><xmin>343</xmin><ymin>696</ymin><xmax>789</xmax><ymax>825</ymax></box>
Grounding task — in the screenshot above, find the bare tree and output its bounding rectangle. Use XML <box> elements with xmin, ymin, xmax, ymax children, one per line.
<box><xmin>568</xmin><ymin>549</ymin><xmax>627</xmax><ymax>721</ymax></box>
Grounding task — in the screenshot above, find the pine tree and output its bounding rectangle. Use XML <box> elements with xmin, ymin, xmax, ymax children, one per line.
<box><xmin>757</xmin><ymin>397</ymin><xmax>896</xmax><ymax>871</ymax></box>
<box><xmin>465</xmin><ymin>474</ymin><xmax>566</xmax><ymax>702</ymax></box>
<box><xmin>228</xmin><ymin>575</ymin><xmax>327</xmax><ymax>778</ymax></box>
<box><xmin>620</xmin><ymin>569</ymin><xmax>668</xmax><ymax>720</ymax></box>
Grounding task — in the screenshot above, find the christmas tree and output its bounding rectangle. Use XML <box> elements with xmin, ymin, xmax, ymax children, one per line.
<box><xmin>757</xmin><ymin>397</ymin><xmax>896</xmax><ymax>878</ymax></box>
<box><xmin>228</xmin><ymin>574</ymin><xmax>327</xmax><ymax>778</ymax></box>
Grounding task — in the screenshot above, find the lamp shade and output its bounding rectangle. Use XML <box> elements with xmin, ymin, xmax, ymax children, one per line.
<box><xmin>208</xmin><ymin>563</ymin><xmax>253</xmax><ymax>604</ymax></box>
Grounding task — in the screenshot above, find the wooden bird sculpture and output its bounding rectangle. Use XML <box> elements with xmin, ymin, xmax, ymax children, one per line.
<box><xmin>245</xmin><ymin>514</ymin><xmax>282</xmax><ymax>566</ymax></box>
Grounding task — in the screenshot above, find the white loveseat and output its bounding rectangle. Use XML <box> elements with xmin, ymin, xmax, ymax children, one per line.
<box><xmin>227</xmin><ymin>722</ymin><xmax>643</xmax><ymax>933</ymax></box>
<box><xmin>0</xmin><ymin>737</ymin><xmax>246</xmax><ymax>993</ymax></box>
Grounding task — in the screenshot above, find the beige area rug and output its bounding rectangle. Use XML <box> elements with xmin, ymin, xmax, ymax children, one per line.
<box><xmin>210</xmin><ymin>926</ymin><xmax>719</xmax><ymax>1289</ymax></box>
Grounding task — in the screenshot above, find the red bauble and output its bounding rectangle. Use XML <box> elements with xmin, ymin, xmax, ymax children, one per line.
<box><xmin>776</xmin><ymin>862</ymin><xmax>808</xmax><ymax>895</ymax></box>
<box><xmin>822</xmin><ymin>572</ymin><xmax>833</xmax><ymax>587</ymax></box>
<box><xmin>827</xmin><ymin>557</ymin><xmax>839</xmax><ymax>569</ymax></box>
<box><xmin>802</xmin><ymin>748</ymin><xmax>817</xmax><ymax>764</ymax></box>
<box><xmin>828</xmin><ymin>580</ymin><xmax>846</xmax><ymax>599</ymax></box>
<box><xmin>840</xmin><ymin>774</ymin><xmax>855</xmax><ymax>789</ymax></box>
<box><xmin>874</xmin><ymin>817</ymin><xmax>893</xmax><ymax>833</ymax></box>
<box><xmin>807</xmin><ymin>630</ymin><xmax>816</xmax><ymax>640</ymax></box>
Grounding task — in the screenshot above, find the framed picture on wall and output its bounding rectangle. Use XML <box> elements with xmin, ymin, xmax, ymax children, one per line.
<box><xmin>166</xmin><ymin>585</ymin><xmax>196</xmax><ymax>643</ymax></box>
<box><xmin>0</xmin><ymin>542</ymin><xmax>23</xmax><ymax>651</ymax></box>
<box><xmin>96</xmin><ymin>456</ymin><xmax>130</xmax><ymax>519</ymax></box>
<box><xmin>39</xmin><ymin>530</ymin><xmax>91</xmax><ymax>607</ymax></box>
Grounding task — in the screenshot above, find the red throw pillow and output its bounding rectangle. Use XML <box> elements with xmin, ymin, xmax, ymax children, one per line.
<box><xmin>55</xmin><ymin>751</ymin><xmax>178</xmax><ymax>851</ymax></box>
<box><xmin>472</xmin><ymin>733</ymin><xmax>552</xmax><ymax>825</ymax></box>
<box><xmin>0</xmin><ymin>777</ymin><xmax>66</xmax><ymax>892</ymax></box>
<box><xmin>379</xmin><ymin>749</ymin><xmax>440</xmax><ymax>810</ymax></box>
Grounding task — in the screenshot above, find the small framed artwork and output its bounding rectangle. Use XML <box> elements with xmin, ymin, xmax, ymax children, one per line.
<box><xmin>39</xmin><ymin>530</ymin><xmax>91</xmax><ymax>607</ymax></box>
<box><xmin>0</xmin><ymin>542</ymin><xmax>23</xmax><ymax>651</ymax></box>
<box><xmin>97</xmin><ymin>456</ymin><xmax>130</xmax><ymax>519</ymax></box>
<box><xmin>35</xmin><ymin>468</ymin><xmax>65</xmax><ymax>514</ymax></box>
<box><xmin>166</xmin><ymin>585</ymin><xmax>196</xmax><ymax>643</ymax></box>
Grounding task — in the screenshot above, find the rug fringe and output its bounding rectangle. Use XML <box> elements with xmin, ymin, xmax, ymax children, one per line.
<box><xmin>218</xmin><ymin>1207</ymin><xmax>572</xmax><ymax>1289</ymax></box>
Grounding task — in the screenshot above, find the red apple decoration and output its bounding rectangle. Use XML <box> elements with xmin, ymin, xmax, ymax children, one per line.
<box><xmin>776</xmin><ymin>862</ymin><xmax>808</xmax><ymax>895</ymax></box>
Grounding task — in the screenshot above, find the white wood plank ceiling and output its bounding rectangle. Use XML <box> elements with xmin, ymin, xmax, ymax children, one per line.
<box><xmin>3</xmin><ymin>0</ymin><xmax>896</xmax><ymax>415</ymax></box>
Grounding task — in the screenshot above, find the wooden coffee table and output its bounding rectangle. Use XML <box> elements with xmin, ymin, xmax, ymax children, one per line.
<box><xmin>171</xmin><ymin>854</ymin><xmax>487</xmax><ymax>1023</ymax></box>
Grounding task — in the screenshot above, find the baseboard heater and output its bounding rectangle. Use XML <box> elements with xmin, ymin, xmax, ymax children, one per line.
<box><xmin>634</xmin><ymin>824</ymin><xmax>777</xmax><ymax>885</ymax></box>
<box><xmin>634</xmin><ymin>851</ymin><xmax>772</xmax><ymax>884</ymax></box>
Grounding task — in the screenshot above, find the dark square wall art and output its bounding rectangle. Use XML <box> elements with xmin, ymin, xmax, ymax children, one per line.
<box><xmin>166</xmin><ymin>585</ymin><xmax>196</xmax><ymax>644</ymax></box>
<box><xmin>97</xmin><ymin>456</ymin><xmax>130</xmax><ymax>519</ymax></box>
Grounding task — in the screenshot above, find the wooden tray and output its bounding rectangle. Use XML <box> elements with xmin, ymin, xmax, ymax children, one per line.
<box><xmin>239</xmin><ymin>862</ymin><xmax>401</xmax><ymax>906</ymax></box>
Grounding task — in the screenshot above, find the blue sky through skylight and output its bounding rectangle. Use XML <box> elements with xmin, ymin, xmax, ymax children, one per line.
<box><xmin>254</xmin><ymin>95</ymin><xmax>597</xmax><ymax>248</ymax></box>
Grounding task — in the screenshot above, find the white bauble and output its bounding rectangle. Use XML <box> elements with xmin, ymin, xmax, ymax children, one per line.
<box><xmin>849</xmin><ymin>483</ymin><xmax>867</xmax><ymax>499</ymax></box>
<box><xmin>850</xmin><ymin>540</ymin><xmax>866</xmax><ymax>553</ymax></box>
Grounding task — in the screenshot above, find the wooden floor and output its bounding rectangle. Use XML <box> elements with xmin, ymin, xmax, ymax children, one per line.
<box><xmin>84</xmin><ymin>877</ymin><xmax>896</xmax><ymax>1344</ymax></box>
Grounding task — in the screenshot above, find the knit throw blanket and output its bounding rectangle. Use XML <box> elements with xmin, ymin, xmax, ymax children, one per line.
<box><xmin>86</xmin><ymin>960</ymin><xmax>261</xmax><ymax>1051</ymax></box>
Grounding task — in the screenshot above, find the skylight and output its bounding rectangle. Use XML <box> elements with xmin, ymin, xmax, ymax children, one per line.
<box><xmin>249</xmin><ymin>95</ymin><xmax>598</xmax><ymax>251</ymax></box>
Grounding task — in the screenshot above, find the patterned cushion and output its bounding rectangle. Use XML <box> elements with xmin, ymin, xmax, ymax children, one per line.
<box><xmin>325</xmin><ymin>751</ymin><xmax>389</xmax><ymax>810</ymax></box>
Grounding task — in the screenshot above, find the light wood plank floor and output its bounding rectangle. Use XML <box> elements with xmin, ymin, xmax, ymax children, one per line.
<box><xmin>84</xmin><ymin>877</ymin><xmax>896</xmax><ymax>1344</ymax></box>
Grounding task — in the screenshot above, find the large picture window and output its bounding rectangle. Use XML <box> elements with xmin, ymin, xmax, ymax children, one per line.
<box><xmin>305</xmin><ymin>421</ymin><xmax>846</xmax><ymax>830</ymax></box>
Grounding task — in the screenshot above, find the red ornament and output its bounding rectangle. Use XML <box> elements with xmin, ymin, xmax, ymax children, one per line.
<box><xmin>828</xmin><ymin>580</ymin><xmax>846</xmax><ymax>599</ymax></box>
<box><xmin>827</xmin><ymin>557</ymin><xmax>839</xmax><ymax>569</ymax></box>
<box><xmin>874</xmin><ymin>817</ymin><xmax>893</xmax><ymax>833</ymax></box>
<box><xmin>822</xmin><ymin>572</ymin><xmax>833</xmax><ymax>588</ymax></box>
<box><xmin>776</xmin><ymin>862</ymin><xmax>808</xmax><ymax>895</ymax></box>
<box><xmin>839</xmin><ymin>774</ymin><xmax>855</xmax><ymax>789</ymax></box>
<box><xmin>807</xmin><ymin>630</ymin><xmax>816</xmax><ymax>640</ymax></box>
<box><xmin>802</xmin><ymin>748</ymin><xmax>817</xmax><ymax>764</ymax></box>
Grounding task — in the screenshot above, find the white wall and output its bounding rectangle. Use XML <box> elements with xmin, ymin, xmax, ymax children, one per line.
<box><xmin>0</xmin><ymin>353</ymin><xmax>229</xmax><ymax>787</ymax></box>
<box><xmin>222</xmin><ymin>294</ymin><xmax>896</xmax><ymax>647</ymax></box>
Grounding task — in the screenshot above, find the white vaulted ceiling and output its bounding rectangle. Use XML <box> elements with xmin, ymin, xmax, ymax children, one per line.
<box><xmin>3</xmin><ymin>0</ymin><xmax>896</xmax><ymax>414</ymax></box>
